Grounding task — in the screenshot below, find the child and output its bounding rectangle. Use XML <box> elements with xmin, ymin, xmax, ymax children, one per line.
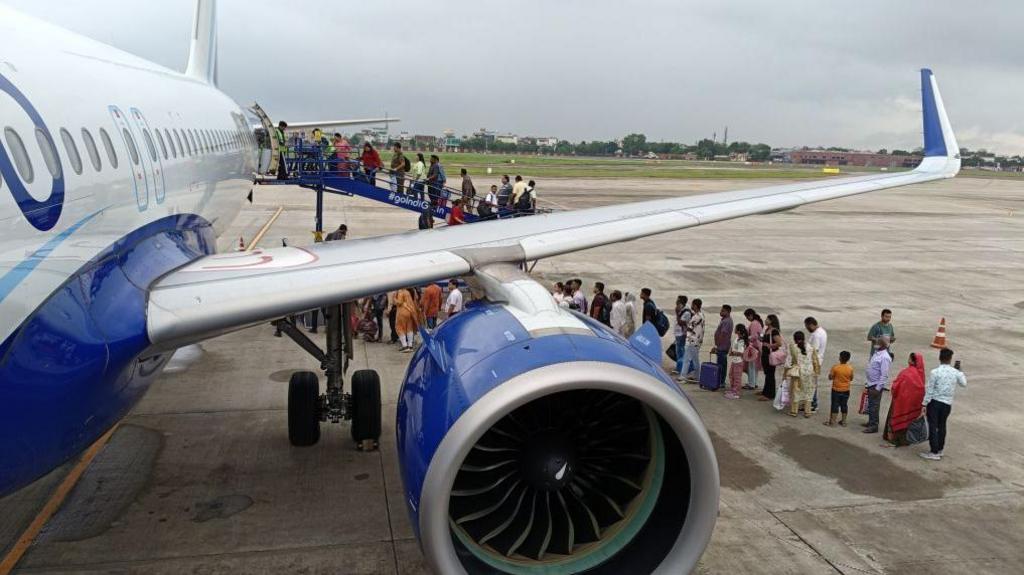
<box><xmin>725</xmin><ymin>324</ymin><xmax>749</xmax><ymax>399</ymax></box>
<box><xmin>825</xmin><ymin>350</ymin><xmax>854</xmax><ymax>426</ymax></box>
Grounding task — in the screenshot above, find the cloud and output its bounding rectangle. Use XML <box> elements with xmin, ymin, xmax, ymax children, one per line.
<box><xmin>7</xmin><ymin>0</ymin><xmax>1024</xmax><ymax>154</ymax></box>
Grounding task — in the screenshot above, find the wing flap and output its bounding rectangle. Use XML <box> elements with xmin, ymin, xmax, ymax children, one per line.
<box><xmin>148</xmin><ymin>250</ymin><xmax>469</xmax><ymax>348</ymax></box>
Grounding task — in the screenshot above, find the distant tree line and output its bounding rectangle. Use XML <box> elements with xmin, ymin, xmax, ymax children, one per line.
<box><xmin>381</xmin><ymin>131</ymin><xmax>1023</xmax><ymax>170</ymax></box>
<box><xmin>455</xmin><ymin>132</ymin><xmax>773</xmax><ymax>161</ymax></box>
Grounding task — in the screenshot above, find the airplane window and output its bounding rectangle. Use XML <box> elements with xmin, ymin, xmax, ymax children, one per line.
<box><xmin>173</xmin><ymin>129</ymin><xmax>185</xmax><ymax>157</ymax></box>
<box><xmin>154</xmin><ymin>129</ymin><xmax>168</xmax><ymax>160</ymax></box>
<box><xmin>3</xmin><ymin>127</ymin><xmax>33</xmax><ymax>183</ymax></box>
<box><xmin>35</xmin><ymin>128</ymin><xmax>63</xmax><ymax>179</ymax></box>
<box><xmin>99</xmin><ymin>128</ymin><xmax>118</xmax><ymax>169</ymax></box>
<box><xmin>142</xmin><ymin>129</ymin><xmax>158</xmax><ymax>162</ymax></box>
<box><xmin>122</xmin><ymin>128</ymin><xmax>140</xmax><ymax>165</ymax></box>
<box><xmin>60</xmin><ymin>128</ymin><xmax>83</xmax><ymax>175</ymax></box>
<box><xmin>81</xmin><ymin>128</ymin><xmax>102</xmax><ymax>171</ymax></box>
<box><xmin>164</xmin><ymin>129</ymin><xmax>176</xmax><ymax>159</ymax></box>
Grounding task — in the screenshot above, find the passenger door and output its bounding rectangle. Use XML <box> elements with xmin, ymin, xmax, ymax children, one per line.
<box><xmin>129</xmin><ymin>108</ymin><xmax>166</xmax><ymax>204</ymax></box>
<box><xmin>108</xmin><ymin>105</ymin><xmax>147</xmax><ymax>211</ymax></box>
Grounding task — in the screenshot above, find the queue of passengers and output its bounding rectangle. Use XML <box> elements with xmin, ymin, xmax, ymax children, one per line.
<box><xmin>356</xmin><ymin>279</ymin><xmax>464</xmax><ymax>353</ymax></box>
<box><xmin>550</xmin><ymin>282</ymin><xmax>968</xmax><ymax>463</ymax></box>
<box><xmin>307</xmin><ymin>136</ymin><xmax>540</xmax><ymax>221</ymax></box>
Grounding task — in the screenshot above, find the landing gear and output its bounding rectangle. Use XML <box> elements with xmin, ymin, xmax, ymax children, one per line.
<box><xmin>350</xmin><ymin>369</ymin><xmax>382</xmax><ymax>450</ymax></box>
<box><xmin>274</xmin><ymin>303</ymin><xmax>382</xmax><ymax>450</ymax></box>
<box><xmin>288</xmin><ymin>371</ymin><xmax>320</xmax><ymax>446</ymax></box>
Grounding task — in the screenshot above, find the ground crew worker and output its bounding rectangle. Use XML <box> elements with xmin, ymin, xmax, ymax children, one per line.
<box><xmin>275</xmin><ymin>121</ymin><xmax>289</xmax><ymax>180</ymax></box>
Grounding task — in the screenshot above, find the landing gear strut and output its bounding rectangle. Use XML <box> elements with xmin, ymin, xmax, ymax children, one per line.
<box><xmin>273</xmin><ymin>303</ymin><xmax>381</xmax><ymax>450</ymax></box>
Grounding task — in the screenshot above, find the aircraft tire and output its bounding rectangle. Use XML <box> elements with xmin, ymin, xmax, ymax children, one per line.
<box><xmin>350</xmin><ymin>369</ymin><xmax>382</xmax><ymax>445</ymax></box>
<box><xmin>288</xmin><ymin>371</ymin><xmax>321</xmax><ymax>446</ymax></box>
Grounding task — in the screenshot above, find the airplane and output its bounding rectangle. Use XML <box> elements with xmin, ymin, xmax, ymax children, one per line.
<box><xmin>0</xmin><ymin>1</ymin><xmax>960</xmax><ymax>573</ymax></box>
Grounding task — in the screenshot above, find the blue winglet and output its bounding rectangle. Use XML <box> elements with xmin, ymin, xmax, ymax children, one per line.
<box><xmin>921</xmin><ymin>68</ymin><xmax>947</xmax><ymax>157</ymax></box>
<box><xmin>628</xmin><ymin>322</ymin><xmax>663</xmax><ymax>364</ymax></box>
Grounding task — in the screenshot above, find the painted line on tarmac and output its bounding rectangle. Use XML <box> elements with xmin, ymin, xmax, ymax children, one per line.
<box><xmin>0</xmin><ymin>424</ymin><xmax>120</xmax><ymax>575</ymax></box>
<box><xmin>246</xmin><ymin>205</ymin><xmax>284</xmax><ymax>251</ymax></box>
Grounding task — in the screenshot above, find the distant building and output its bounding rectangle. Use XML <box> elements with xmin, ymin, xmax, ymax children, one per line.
<box><xmin>496</xmin><ymin>133</ymin><xmax>518</xmax><ymax>145</ymax></box>
<box><xmin>472</xmin><ymin>128</ymin><xmax>496</xmax><ymax>144</ymax></box>
<box><xmin>443</xmin><ymin>135</ymin><xmax>462</xmax><ymax>152</ymax></box>
<box><xmin>785</xmin><ymin>149</ymin><xmax>921</xmax><ymax>168</ymax></box>
<box><xmin>406</xmin><ymin>135</ymin><xmax>434</xmax><ymax>150</ymax></box>
<box><xmin>535</xmin><ymin>137</ymin><xmax>559</xmax><ymax>148</ymax></box>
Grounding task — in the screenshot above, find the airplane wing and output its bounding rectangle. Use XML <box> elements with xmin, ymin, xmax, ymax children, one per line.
<box><xmin>147</xmin><ymin>69</ymin><xmax>959</xmax><ymax>349</ymax></box>
<box><xmin>284</xmin><ymin>117</ymin><xmax>400</xmax><ymax>129</ymax></box>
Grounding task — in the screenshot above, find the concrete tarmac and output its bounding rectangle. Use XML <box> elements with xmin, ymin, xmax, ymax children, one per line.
<box><xmin>2</xmin><ymin>175</ymin><xmax>1023</xmax><ymax>574</ymax></box>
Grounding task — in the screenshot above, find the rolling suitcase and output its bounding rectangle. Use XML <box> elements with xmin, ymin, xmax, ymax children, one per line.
<box><xmin>699</xmin><ymin>352</ymin><xmax>721</xmax><ymax>391</ymax></box>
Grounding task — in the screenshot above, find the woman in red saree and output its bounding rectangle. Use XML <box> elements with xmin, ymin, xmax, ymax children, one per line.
<box><xmin>883</xmin><ymin>352</ymin><xmax>926</xmax><ymax>446</ymax></box>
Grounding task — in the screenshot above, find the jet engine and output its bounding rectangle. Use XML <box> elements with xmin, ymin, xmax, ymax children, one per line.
<box><xmin>396</xmin><ymin>270</ymin><xmax>718</xmax><ymax>574</ymax></box>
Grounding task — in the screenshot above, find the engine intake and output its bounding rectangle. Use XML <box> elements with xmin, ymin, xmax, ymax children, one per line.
<box><xmin>450</xmin><ymin>389</ymin><xmax>688</xmax><ymax>572</ymax></box>
<box><xmin>407</xmin><ymin>358</ymin><xmax>718</xmax><ymax>575</ymax></box>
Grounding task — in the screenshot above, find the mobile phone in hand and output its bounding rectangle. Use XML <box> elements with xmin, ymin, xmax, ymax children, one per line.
<box><xmin>954</xmin><ymin>360</ymin><xmax>961</xmax><ymax>371</ymax></box>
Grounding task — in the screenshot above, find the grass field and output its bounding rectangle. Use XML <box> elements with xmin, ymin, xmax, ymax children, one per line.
<box><xmin>424</xmin><ymin>152</ymin><xmax>896</xmax><ymax>180</ymax></box>
<box><xmin>406</xmin><ymin>152</ymin><xmax>1024</xmax><ymax>180</ymax></box>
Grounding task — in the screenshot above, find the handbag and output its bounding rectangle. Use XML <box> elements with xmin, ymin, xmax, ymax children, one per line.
<box><xmin>769</xmin><ymin>347</ymin><xmax>786</xmax><ymax>367</ymax></box>
<box><xmin>905</xmin><ymin>416</ymin><xmax>928</xmax><ymax>445</ymax></box>
<box><xmin>665</xmin><ymin>342</ymin><xmax>678</xmax><ymax>362</ymax></box>
<box><xmin>857</xmin><ymin>389</ymin><xmax>869</xmax><ymax>415</ymax></box>
<box><xmin>773</xmin><ymin>380</ymin><xmax>790</xmax><ymax>411</ymax></box>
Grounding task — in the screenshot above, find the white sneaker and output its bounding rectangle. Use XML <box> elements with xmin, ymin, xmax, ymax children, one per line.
<box><xmin>919</xmin><ymin>452</ymin><xmax>941</xmax><ymax>461</ymax></box>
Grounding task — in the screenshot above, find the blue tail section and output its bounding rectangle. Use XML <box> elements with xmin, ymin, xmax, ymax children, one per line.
<box><xmin>921</xmin><ymin>68</ymin><xmax>947</xmax><ymax>157</ymax></box>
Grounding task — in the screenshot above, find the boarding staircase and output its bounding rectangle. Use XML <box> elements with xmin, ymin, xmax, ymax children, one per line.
<box><xmin>256</xmin><ymin>139</ymin><xmax>545</xmax><ymax>224</ymax></box>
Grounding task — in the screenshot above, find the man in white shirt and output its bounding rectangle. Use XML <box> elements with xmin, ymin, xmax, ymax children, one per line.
<box><xmin>805</xmin><ymin>317</ymin><xmax>828</xmax><ymax>412</ymax></box>
<box><xmin>609</xmin><ymin>290</ymin><xmax>630</xmax><ymax>336</ymax></box>
<box><xmin>445</xmin><ymin>279</ymin><xmax>464</xmax><ymax>319</ymax></box>
<box><xmin>571</xmin><ymin>279</ymin><xmax>588</xmax><ymax>314</ymax></box>
<box><xmin>920</xmin><ymin>348</ymin><xmax>967</xmax><ymax>461</ymax></box>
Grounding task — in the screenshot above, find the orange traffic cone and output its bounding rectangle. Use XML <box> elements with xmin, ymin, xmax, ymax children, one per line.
<box><xmin>237</xmin><ymin>236</ymin><xmax>246</xmax><ymax>251</ymax></box>
<box><xmin>930</xmin><ymin>317</ymin><xmax>947</xmax><ymax>349</ymax></box>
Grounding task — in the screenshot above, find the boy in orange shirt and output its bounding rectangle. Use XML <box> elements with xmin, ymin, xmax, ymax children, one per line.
<box><xmin>825</xmin><ymin>351</ymin><xmax>854</xmax><ymax>427</ymax></box>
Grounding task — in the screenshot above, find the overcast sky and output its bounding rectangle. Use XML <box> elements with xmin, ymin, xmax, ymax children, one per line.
<box><xmin>8</xmin><ymin>0</ymin><xmax>1024</xmax><ymax>154</ymax></box>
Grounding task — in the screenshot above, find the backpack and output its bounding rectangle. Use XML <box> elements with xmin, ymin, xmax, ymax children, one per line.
<box><xmin>598</xmin><ymin>302</ymin><xmax>611</xmax><ymax>325</ymax></box>
<box><xmin>653</xmin><ymin>309</ymin><xmax>670</xmax><ymax>336</ymax></box>
<box><xmin>403</xmin><ymin>156</ymin><xmax>411</xmax><ymax>172</ymax></box>
<box><xmin>515</xmin><ymin>188</ymin><xmax>533</xmax><ymax>210</ymax></box>
<box><xmin>437</xmin><ymin>165</ymin><xmax>447</xmax><ymax>186</ymax></box>
<box><xmin>372</xmin><ymin>293</ymin><xmax>388</xmax><ymax>313</ymax></box>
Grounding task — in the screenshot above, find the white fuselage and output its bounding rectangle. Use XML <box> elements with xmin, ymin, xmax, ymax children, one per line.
<box><xmin>0</xmin><ymin>6</ymin><xmax>253</xmax><ymax>344</ymax></box>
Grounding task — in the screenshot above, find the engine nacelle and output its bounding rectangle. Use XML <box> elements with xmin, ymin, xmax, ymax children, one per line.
<box><xmin>397</xmin><ymin>300</ymin><xmax>719</xmax><ymax>574</ymax></box>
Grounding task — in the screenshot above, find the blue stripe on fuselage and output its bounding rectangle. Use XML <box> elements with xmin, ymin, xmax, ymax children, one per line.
<box><xmin>0</xmin><ymin>208</ymin><xmax>106</xmax><ymax>304</ymax></box>
<box><xmin>0</xmin><ymin>214</ymin><xmax>216</xmax><ymax>497</ymax></box>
